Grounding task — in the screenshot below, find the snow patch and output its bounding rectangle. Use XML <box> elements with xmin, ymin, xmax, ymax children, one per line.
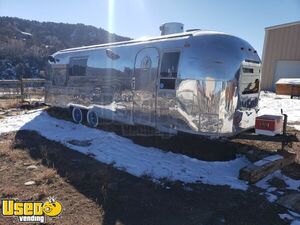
<box><xmin>259</xmin><ymin>91</ymin><xmax>300</xmax><ymax>124</ymax></box>
<box><xmin>289</xmin><ymin>210</ymin><xmax>300</xmax><ymax>225</ymax></box>
<box><xmin>279</xmin><ymin>213</ymin><xmax>294</xmax><ymax>220</ymax></box>
<box><xmin>276</xmin><ymin>79</ymin><xmax>300</xmax><ymax>85</ymax></box>
<box><xmin>279</xmin><ymin>211</ymin><xmax>300</xmax><ymax>225</ymax></box>
<box><xmin>254</xmin><ymin>155</ymin><xmax>283</xmax><ymax>167</ymax></box>
<box><xmin>256</xmin><ymin>170</ymin><xmax>300</xmax><ymax>191</ymax></box>
<box><xmin>0</xmin><ymin>110</ymin><xmax>250</xmax><ymax>190</ymax></box>
<box><xmin>292</xmin><ymin>125</ymin><xmax>300</xmax><ymax>131</ymax></box>
<box><xmin>20</xmin><ymin>31</ymin><xmax>32</xmax><ymax>36</ymax></box>
<box><xmin>264</xmin><ymin>192</ymin><xmax>278</xmax><ymax>202</ymax></box>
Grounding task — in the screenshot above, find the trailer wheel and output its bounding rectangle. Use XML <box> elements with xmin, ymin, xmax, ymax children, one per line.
<box><xmin>87</xmin><ymin>110</ymin><xmax>98</xmax><ymax>127</ymax></box>
<box><xmin>72</xmin><ymin>107</ymin><xmax>83</xmax><ymax>124</ymax></box>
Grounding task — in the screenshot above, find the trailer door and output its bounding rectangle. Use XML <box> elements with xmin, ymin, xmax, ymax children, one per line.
<box><xmin>132</xmin><ymin>48</ymin><xmax>159</xmax><ymax>126</ymax></box>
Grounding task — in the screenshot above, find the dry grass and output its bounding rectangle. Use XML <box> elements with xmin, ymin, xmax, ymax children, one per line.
<box><xmin>1</xmin><ymin>186</ymin><xmax>19</xmax><ymax>198</ymax></box>
<box><xmin>0</xmin><ymin>136</ymin><xmax>15</xmax><ymax>158</ymax></box>
<box><xmin>20</xmin><ymin>184</ymin><xmax>50</xmax><ymax>201</ymax></box>
<box><xmin>0</xmin><ymin>150</ymin><xmax>9</xmax><ymax>158</ymax></box>
<box><xmin>7</xmin><ymin>149</ymin><xmax>26</xmax><ymax>162</ymax></box>
<box><xmin>35</xmin><ymin>168</ymin><xmax>57</xmax><ymax>185</ymax></box>
<box><xmin>0</xmin><ymin>130</ymin><xmax>292</xmax><ymax>225</ymax></box>
<box><xmin>0</xmin><ymin>98</ymin><xmax>21</xmax><ymax>109</ymax></box>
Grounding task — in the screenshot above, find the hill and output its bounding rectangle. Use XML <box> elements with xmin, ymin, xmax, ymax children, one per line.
<box><xmin>0</xmin><ymin>17</ymin><xmax>130</xmax><ymax>79</ymax></box>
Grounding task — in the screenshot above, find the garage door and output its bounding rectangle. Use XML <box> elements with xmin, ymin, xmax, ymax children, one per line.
<box><xmin>272</xmin><ymin>60</ymin><xmax>300</xmax><ymax>90</ymax></box>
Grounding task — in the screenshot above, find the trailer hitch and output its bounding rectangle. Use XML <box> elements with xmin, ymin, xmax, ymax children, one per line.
<box><xmin>232</xmin><ymin>109</ymin><xmax>298</xmax><ymax>152</ymax></box>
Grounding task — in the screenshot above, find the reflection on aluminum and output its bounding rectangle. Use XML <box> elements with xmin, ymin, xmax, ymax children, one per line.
<box><xmin>46</xmin><ymin>30</ymin><xmax>261</xmax><ymax>137</ymax></box>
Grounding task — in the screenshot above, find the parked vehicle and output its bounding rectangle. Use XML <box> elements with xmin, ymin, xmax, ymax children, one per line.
<box><xmin>46</xmin><ymin>23</ymin><xmax>261</xmax><ymax>137</ymax></box>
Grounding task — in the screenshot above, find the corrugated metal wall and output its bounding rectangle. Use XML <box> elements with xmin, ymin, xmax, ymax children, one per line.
<box><xmin>261</xmin><ymin>23</ymin><xmax>300</xmax><ymax>90</ymax></box>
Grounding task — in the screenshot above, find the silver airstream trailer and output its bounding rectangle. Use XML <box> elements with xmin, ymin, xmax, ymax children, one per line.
<box><xmin>46</xmin><ymin>23</ymin><xmax>261</xmax><ymax>137</ymax></box>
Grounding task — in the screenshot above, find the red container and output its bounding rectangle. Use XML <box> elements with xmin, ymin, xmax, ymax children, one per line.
<box><xmin>255</xmin><ymin>115</ymin><xmax>283</xmax><ymax>136</ymax></box>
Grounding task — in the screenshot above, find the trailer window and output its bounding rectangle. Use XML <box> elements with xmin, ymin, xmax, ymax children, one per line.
<box><xmin>160</xmin><ymin>52</ymin><xmax>180</xmax><ymax>78</ymax></box>
<box><xmin>69</xmin><ymin>58</ymin><xmax>88</xmax><ymax>76</ymax></box>
<box><xmin>242</xmin><ymin>68</ymin><xmax>254</xmax><ymax>73</ymax></box>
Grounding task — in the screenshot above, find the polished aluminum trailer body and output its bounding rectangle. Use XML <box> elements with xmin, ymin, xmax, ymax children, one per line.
<box><xmin>46</xmin><ymin>30</ymin><xmax>261</xmax><ymax>137</ymax></box>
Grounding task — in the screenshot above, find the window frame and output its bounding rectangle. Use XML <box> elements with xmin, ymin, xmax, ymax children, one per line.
<box><xmin>158</xmin><ymin>49</ymin><xmax>182</xmax><ymax>90</ymax></box>
<box><xmin>242</xmin><ymin>67</ymin><xmax>254</xmax><ymax>74</ymax></box>
<box><xmin>68</xmin><ymin>56</ymin><xmax>89</xmax><ymax>77</ymax></box>
<box><xmin>159</xmin><ymin>51</ymin><xmax>181</xmax><ymax>78</ymax></box>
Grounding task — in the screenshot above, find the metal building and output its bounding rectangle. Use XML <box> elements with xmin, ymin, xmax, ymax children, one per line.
<box><xmin>261</xmin><ymin>21</ymin><xmax>300</xmax><ymax>90</ymax></box>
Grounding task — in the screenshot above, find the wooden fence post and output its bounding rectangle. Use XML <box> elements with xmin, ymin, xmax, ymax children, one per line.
<box><xmin>20</xmin><ymin>75</ymin><xmax>24</xmax><ymax>102</ymax></box>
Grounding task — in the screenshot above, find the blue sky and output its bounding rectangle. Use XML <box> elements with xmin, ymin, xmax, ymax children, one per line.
<box><xmin>0</xmin><ymin>0</ymin><xmax>299</xmax><ymax>57</ymax></box>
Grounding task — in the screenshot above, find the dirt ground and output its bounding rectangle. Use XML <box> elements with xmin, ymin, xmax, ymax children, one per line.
<box><xmin>0</xmin><ymin>107</ymin><xmax>300</xmax><ymax>225</ymax></box>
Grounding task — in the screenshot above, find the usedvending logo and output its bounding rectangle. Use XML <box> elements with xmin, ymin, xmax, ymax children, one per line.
<box><xmin>1</xmin><ymin>196</ymin><xmax>62</xmax><ymax>223</ymax></box>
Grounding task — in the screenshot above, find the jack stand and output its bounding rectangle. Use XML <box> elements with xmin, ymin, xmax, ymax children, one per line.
<box><xmin>280</xmin><ymin>109</ymin><xmax>290</xmax><ymax>152</ymax></box>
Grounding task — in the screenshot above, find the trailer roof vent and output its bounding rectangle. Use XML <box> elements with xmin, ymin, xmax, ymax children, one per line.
<box><xmin>160</xmin><ymin>22</ymin><xmax>184</xmax><ymax>35</ymax></box>
<box><xmin>186</xmin><ymin>29</ymin><xmax>201</xmax><ymax>32</ymax></box>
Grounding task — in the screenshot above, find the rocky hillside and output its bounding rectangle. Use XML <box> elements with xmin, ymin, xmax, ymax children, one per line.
<box><xmin>0</xmin><ymin>17</ymin><xmax>130</xmax><ymax>79</ymax></box>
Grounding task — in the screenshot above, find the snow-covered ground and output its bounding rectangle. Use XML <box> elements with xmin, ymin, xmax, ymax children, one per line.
<box><xmin>259</xmin><ymin>91</ymin><xmax>300</xmax><ymax>224</ymax></box>
<box><xmin>0</xmin><ymin>110</ymin><xmax>249</xmax><ymax>190</ymax></box>
<box><xmin>259</xmin><ymin>91</ymin><xmax>300</xmax><ymax>127</ymax></box>
<box><xmin>0</xmin><ymin>91</ymin><xmax>298</xmax><ymax>192</ymax></box>
<box><xmin>279</xmin><ymin>210</ymin><xmax>300</xmax><ymax>225</ymax></box>
<box><xmin>256</xmin><ymin>169</ymin><xmax>300</xmax><ymax>208</ymax></box>
<box><xmin>0</xmin><ymin>91</ymin><xmax>300</xmax><ymax>224</ymax></box>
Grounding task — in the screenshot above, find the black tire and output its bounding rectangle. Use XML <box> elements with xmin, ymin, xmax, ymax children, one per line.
<box><xmin>72</xmin><ymin>107</ymin><xmax>83</xmax><ymax>123</ymax></box>
<box><xmin>87</xmin><ymin>110</ymin><xmax>99</xmax><ymax>127</ymax></box>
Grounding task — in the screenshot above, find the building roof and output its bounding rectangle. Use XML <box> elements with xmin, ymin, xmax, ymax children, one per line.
<box><xmin>266</xmin><ymin>21</ymin><xmax>300</xmax><ymax>31</ymax></box>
